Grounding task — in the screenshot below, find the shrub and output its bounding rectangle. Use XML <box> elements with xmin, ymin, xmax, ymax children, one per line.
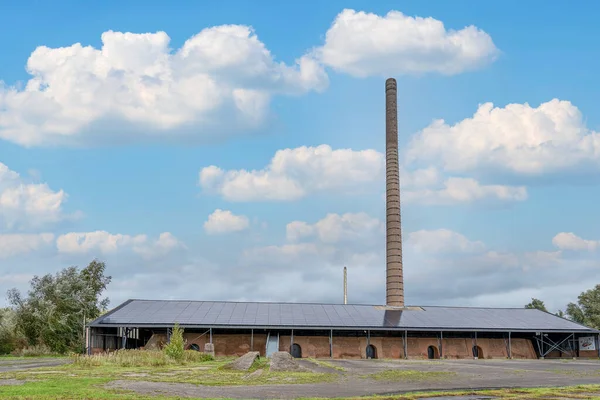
<box><xmin>11</xmin><ymin>344</ymin><xmax>55</xmax><ymax>357</ymax></box>
<box><xmin>163</xmin><ymin>324</ymin><xmax>185</xmax><ymax>361</ymax></box>
<box><xmin>183</xmin><ymin>350</ymin><xmax>214</xmax><ymax>362</ymax></box>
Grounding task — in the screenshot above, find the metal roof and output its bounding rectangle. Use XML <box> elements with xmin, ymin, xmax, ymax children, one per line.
<box><xmin>89</xmin><ymin>299</ymin><xmax>597</xmax><ymax>333</ymax></box>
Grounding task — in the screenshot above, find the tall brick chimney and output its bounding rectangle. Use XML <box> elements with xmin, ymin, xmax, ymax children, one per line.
<box><xmin>385</xmin><ymin>78</ymin><xmax>404</xmax><ymax>307</ymax></box>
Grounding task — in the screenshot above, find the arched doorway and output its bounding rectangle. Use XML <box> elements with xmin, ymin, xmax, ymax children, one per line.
<box><xmin>291</xmin><ymin>343</ymin><xmax>302</xmax><ymax>358</ymax></box>
<box><xmin>473</xmin><ymin>345</ymin><xmax>483</xmax><ymax>359</ymax></box>
<box><xmin>366</xmin><ymin>344</ymin><xmax>377</xmax><ymax>359</ymax></box>
<box><xmin>427</xmin><ymin>345</ymin><xmax>439</xmax><ymax>359</ymax></box>
<box><xmin>188</xmin><ymin>343</ymin><xmax>200</xmax><ymax>351</ymax></box>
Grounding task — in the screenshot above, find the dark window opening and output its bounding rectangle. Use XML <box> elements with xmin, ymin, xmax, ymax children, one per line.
<box><xmin>291</xmin><ymin>343</ymin><xmax>302</xmax><ymax>358</ymax></box>
<box><xmin>366</xmin><ymin>344</ymin><xmax>377</xmax><ymax>359</ymax></box>
<box><xmin>473</xmin><ymin>345</ymin><xmax>483</xmax><ymax>359</ymax></box>
<box><xmin>427</xmin><ymin>345</ymin><xmax>439</xmax><ymax>359</ymax></box>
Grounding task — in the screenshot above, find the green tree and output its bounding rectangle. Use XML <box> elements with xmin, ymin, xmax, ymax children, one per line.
<box><xmin>525</xmin><ymin>298</ymin><xmax>548</xmax><ymax>312</ymax></box>
<box><xmin>566</xmin><ymin>284</ymin><xmax>600</xmax><ymax>329</ymax></box>
<box><xmin>0</xmin><ymin>308</ymin><xmax>25</xmax><ymax>354</ymax></box>
<box><xmin>7</xmin><ymin>260</ymin><xmax>112</xmax><ymax>354</ymax></box>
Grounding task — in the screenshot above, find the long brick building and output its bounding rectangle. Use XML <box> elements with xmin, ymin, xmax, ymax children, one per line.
<box><xmin>87</xmin><ymin>299</ymin><xmax>598</xmax><ymax>359</ymax></box>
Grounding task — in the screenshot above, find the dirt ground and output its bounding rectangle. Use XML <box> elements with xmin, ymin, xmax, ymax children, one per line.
<box><xmin>105</xmin><ymin>358</ymin><xmax>600</xmax><ymax>399</ymax></box>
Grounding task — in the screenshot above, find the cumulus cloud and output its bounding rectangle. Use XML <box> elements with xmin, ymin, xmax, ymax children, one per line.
<box><xmin>199</xmin><ymin>145</ymin><xmax>383</xmax><ymax>201</ymax></box>
<box><xmin>286</xmin><ymin>212</ymin><xmax>383</xmax><ymax>243</ymax></box>
<box><xmin>0</xmin><ymin>27</ymin><xmax>327</xmax><ymax>147</ymax></box>
<box><xmin>132</xmin><ymin>232</ymin><xmax>186</xmax><ymax>259</ymax></box>
<box><xmin>237</xmin><ymin>213</ymin><xmax>600</xmax><ymax>311</ymax></box>
<box><xmin>407</xmin><ymin>229</ymin><xmax>486</xmax><ymax>254</ymax></box>
<box><xmin>552</xmin><ymin>232</ymin><xmax>599</xmax><ymax>251</ymax></box>
<box><xmin>203</xmin><ymin>209</ymin><xmax>249</xmax><ymax>235</ymax></box>
<box><xmin>56</xmin><ymin>230</ymin><xmax>183</xmax><ymax>259</ymax></box>
<box><xmin>2</xmin><ymin>208</ymin><xmax>598</xmax><ymax>312</ymax></box>
<box><xmin>406</xmin><ymin>99</ymin><xmax>600</xmax><ymax>176</ymax></box>
<box><xmin>314</xmin><ymin>9</ymin><xmax>498</xmax><ymax>77</ymax></box>
<box><xmin>201</xmin><ymin>145</ymin><xmax>528</xmax><ymax>205</ymax></box>
<box><xmin>404</xmin><ymin>177</ymin><xmax>528</xmax><ymax>205</ymax></box>
<box><xmin>0</xmin><ymin>162</ymin><xmax>69</xmax><ymax>230</ymax></box>
<box><xmin>0</xmin><ymin>233</ymin><xmax>55</xmax><ymax>258</ymax></box>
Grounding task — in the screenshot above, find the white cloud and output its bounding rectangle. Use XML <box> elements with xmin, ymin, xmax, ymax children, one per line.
<box><xmin>401</xmin><ymin>166</ymin><xmax>441</xmax><ymax>188</ymax></box>
<box><xmin>56</xmin><ymin>230</ymin><xmax>182</xmax><ymax>259</ymax></box>
<box><xmin>203</xmin><ymin>209</ymin><xmax>249</xmax><ymax>235</ymax></box>
<box><xmin>0</xmin><ymin>233</ymin><xmax>54</xmax><ymax>258</ymax></box>
<box><xmin>133</xmin><ymin>232</ymin><xmax>185</xmax><ymax>259</ymax></box>
<box><xmin>406</xmin><ymin>99</ymin><xmax>600</xmax><ymax>175</ymax></box>
<box><xmin>0</xmin><ymin>162</ymin><xmax>69</xmax><ymax>230</ymax></box>
<box><xmin>407</xmin><ymin>229</ymin><xmax>485</xmax><ymax>254</ymax></box>
<box><xmin>199</xmin><ymin>145</ymin><xmax>383</xmax><ymax>201</ymax></box>
<box><xmin>315</xmin><ymin>9</ymin><xmax>498</xmax><ymax>77</ymax></box>
<box><xmin>404</xmin><ymin>177</ymin><xmax>528</xmax><ymax>205</ymax></box>
<box><xmin>552</xmin><ymin>232</ymin><xmax>599</xmax><ymax>251</ymax></box>
<box><xmin>202</xmin><ymin>145</ymin><xmax>527</xmax><ymax>205</ymax></box>
<box><xmin>0</xmin><ymin>27</ymin><xmax>327</xmax><ymax>147</ymax></box>
<box><xmin>286</xmin><ymin>212</ymin><xmax>383</xmax><ymax>243</ymax></box>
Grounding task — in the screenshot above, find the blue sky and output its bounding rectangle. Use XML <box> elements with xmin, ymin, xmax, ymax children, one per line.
<box><xmin>1</xmin><ymin>0</ymin><xmax>599</xmax><ymax>312</ymax></box>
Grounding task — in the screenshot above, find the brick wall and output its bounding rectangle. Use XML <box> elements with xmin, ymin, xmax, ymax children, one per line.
<box><xmin>141</xmin><ymin>332</ymin><xmax>537</xmax><ymax>359</ymax></box>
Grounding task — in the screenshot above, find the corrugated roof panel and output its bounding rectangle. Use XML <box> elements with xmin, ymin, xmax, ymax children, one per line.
<box><xmin>90</xmin><ymin>300</ymin><xmax>597</xmax><ymax>332</ymax></box>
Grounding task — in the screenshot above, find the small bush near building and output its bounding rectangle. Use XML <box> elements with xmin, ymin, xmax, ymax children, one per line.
<box><xmin>164</xmin><ymin>323</ymin><xmax>185</xmax><ymax>361</ymax></box>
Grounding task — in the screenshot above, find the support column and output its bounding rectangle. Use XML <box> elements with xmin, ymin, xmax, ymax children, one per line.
<box><xmin>85</xmin><ymin>327</ymin><xmax>90</xmax><ymax>355</ymax></box>
<box><xmin>474</xmin><ymin>332</ymin><xmax>478</xmax><ymax>359</ymax></box>
<box><xmin>290</xmin><ymin>329</ymin><xmax>294</xmax><ymax>354</ymax></box>
<box><xmin>121</xmin><ymin>328</ymin><xmax>127</xmax><ymax>349</ymax></box>
<box><xmin>540</xmin><ymin>332</ymin><xmax>544</xmax><ymax>359</ymax></box>
<box><xmin>329</xmin><ymin>330</ymin><xmax>333</xmax><ymax>358</ymax></box>
<box><xmin>439</xmin><ymin>331</ymin><xmax>443</xmax><ymax>359</ymax></box>
<box><xmin>204</xmin><ymin>328</ymin><xmax>215</xmax><ymax>357</ymax></box>
<box><xmin>403</xmin><ymin>330</ymin><xmax>408</xmax><ymax>359</ymax></box>
<box><xmin>508</xmin><ymin>332</ymin><xmax>512</xmax><ymax>359</ymax></box>
<box><xmin>251</xmin><ymin>329</ymin><xmax>254</xmax><ymax>352</ymax></box>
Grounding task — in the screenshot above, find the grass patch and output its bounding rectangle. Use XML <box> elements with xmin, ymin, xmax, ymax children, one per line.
<box><xmin>307</xmin><ymin>358</ymin><xmax>345</xmax><ymax>371</ymax></box>
<box><xmin>71</xmin><ymin>349</ymin><xmax>214</xmax><ymax>368</ymax></box>
<box><xmin>248</xmin><ymin>356</ymin><xmax>270</xmax><ymax>372</ymax></box>
<box><xmin>362</xmin><ymin>369</ymin><xmax>455</xmax><ymax>381</ymax></box>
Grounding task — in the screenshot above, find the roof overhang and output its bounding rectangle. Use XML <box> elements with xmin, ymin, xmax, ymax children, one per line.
<box><xmin>88</xmin><ymin>322</ymin><xmax>599</xmax><ymax>334</ymax></box>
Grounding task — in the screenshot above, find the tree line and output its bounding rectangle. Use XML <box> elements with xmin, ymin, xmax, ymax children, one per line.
<box><xmin>0</xmin><ymin>260</ymin><xmax>111</xmax><ymax>355</ymax></box>
<box><xmin>525</xmin><ymin>284</ymin><xmax>600</xmax><ymax>329</ymax></box>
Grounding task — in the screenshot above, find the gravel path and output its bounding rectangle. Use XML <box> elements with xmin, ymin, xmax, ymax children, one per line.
<box><xmin>0</xmin><ymin>358</ymin><xmax>69</xmax><ymax>373</ymax></box>
<box><xmin>105</xmin><ymin>358</ymin><xmax>600</xmax><ymax>399</ymax></box>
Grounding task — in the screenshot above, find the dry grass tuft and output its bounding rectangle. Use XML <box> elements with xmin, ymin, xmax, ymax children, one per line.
<box><xmin>71</xmin><ymin>349</ymin><xmax>213</xmax><ymax>367</ymax></box>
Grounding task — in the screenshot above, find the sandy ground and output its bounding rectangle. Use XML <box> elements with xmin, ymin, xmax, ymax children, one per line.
<box><xmin>105</xmin><ymin>358</ymin><xmax>600</xmax><ymax>399</ymax></box>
